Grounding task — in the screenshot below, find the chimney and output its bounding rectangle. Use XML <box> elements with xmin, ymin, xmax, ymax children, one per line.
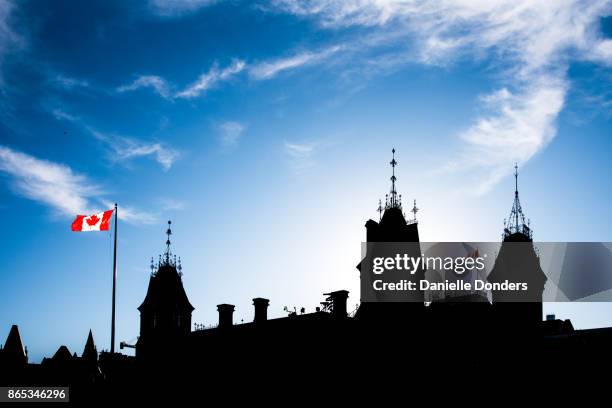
<box><xmin>253</xmin><ymin>298</ymin><xmax>270</xmax><ymax>323</ymax></box>
<box><xmin>324</xmin><ymin>290</ymin><xmax>349</xmax><ymax>318</ymax></box>
<box><xmin>217</xmin><ymin>304</ymin><xmax>235</xmax><ymax>328</ymax></box>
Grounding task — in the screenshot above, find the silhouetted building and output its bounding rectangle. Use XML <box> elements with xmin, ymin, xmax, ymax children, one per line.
<box><xmin>356</xmin><ymin>148</ymin><xmax>425</xmax><ymax>321</ymax></box>
<box><xmin>488</xmin><ymin>164</ymin><xmax>547</xmax><ymax>337</ymax></box>
<box><xmin>136</xmin><ymin>221</ymin><xmax>194</xmax><ymax>361</ymax></box>
<box><xmin>3</xmin><ymin>150</ymin><xmax>612</xmax><ymax>400</ymax></box>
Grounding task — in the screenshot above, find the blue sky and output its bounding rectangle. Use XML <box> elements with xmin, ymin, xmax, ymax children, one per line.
<box><xmin>0</xmin><ymin>0</ymin><xmax>611</xmax><ymax>362</ymax></box>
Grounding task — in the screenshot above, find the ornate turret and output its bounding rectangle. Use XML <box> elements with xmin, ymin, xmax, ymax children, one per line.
<box><xmin>136</xmin><ymin>221</ymin><xmax>194</xmax><ymax>360</ymax></box>
<box><xmin>489</xmin><ymin>165</ymin><xmax>547</xmax><ymax>336</ymax></box>
<box><xmin>356</xmin><ymin>149</ymin><xmax>425</xmax><ymax>321</ymax></box>
<box><xmin>366</xmin><ymin>149</ymin><xmax>420</xmax><ymax>241</ymax></box>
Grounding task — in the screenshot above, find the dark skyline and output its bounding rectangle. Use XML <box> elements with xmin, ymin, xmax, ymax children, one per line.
<box><xmin>1</xmin><ymin>0</ymin><xmax>611</xmax><ymax>362</ymax></box>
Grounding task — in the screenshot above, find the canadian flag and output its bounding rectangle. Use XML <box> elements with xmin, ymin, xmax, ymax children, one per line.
<box><xmin>71</xmin><ymin>210</ymin><xmax>114</xmax><ymax>232</ymax></box>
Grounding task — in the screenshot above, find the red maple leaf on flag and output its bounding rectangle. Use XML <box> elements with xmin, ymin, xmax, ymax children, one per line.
<box><xmin>86</xmin><ymin>215</ymin><xmax>100</xmax><ymax>226</ymax></box>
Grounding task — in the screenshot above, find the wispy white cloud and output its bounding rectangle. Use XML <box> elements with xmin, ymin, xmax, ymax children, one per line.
<box><xmin>217</xmin><ymin>121</ymin><xmax>246</xmax><ymax>148</ymax></box>
<box><xmin>117</xmin><ymin>75</ymin><xmax>172</xmax><ymax>99</ymax></box>
<box><xmin>451</xmin><ymin>76</ymin><xmax>567</xmax><ymax>194</ymax></box>
<box><xmin>0</xmin><ymin>144</ymin><xmax>160</xmax><ymax>223</ymax></box>
<box><xmin>176</xmin><ymin>60</ymin><xmax>245</xmax><ymax>99</ymax></box>
<box><xmin>120</xmin><ymin>45</ymin><xmax>344</xmax><ymax>100</ymax></box>
<box><xmin>0</xmin><ymin>144</ymin><xmax>99</xmax><ymax>216</ymax></box>
<box><xmin>52</xmin><ymin>108</ymin><xmax>78</xmax><ymax>122</ymax></box>
<box><xmin>272</xmin><ymin>0</ymin><xmax>612</xmax><ymax>193</ymax></box>
<box><xmin>284</xmin><ymin>140</ymin><xmax>317</xmax><ymax>173</ymax></box>
<box><xmin>158</xmin><ymin>197</ymin><xmax>186</xmax><ymax>211</ymax></box>
<box><xmin>88</xmin><ymin>127</ymin><xmax>180</xmax><ymax>171</ymax></box>
<box><xmin>148</xmin><ymin>0</ymin><xmax>217</xmax><ymax>17</ymax></box>
<box><xmin>51</xmin><ymin>75</ymin><xmax>90</xmax><ymax>90</ymax></box>
<box><xmin>52</xmin><ymin>109</ymin><xmax>180</xmax><ymax>171</ymax></box>
<box><xmin>101</xmin><ymin>200</ymin><xmax>158</xmax><ymax>224</ymax></box>
<box><xmin>249</xmin><ymin>45</ymin><xmax>343</xmax><ymax>80</ymax></box>
<box><xmin>0</xmin><ymin>0</ymin><xmax>22</xmax><ymax>86</ymax></box>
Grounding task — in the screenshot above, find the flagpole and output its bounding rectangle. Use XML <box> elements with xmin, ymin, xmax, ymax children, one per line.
<box><xmin>111</xmin><ymin>203</ymin><xmax>118</xmax><ymax>355</ymax></box>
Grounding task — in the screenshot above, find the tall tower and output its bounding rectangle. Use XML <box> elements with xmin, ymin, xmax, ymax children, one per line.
<box><xmin>136</xmin><ymin>221</ymin><xmax>194</xmax><ymax>360</ymax></box>
<box><xmin>488</xmin><ymin>165</ymin><xmax>547</xmax><ymax>337</ymax></box>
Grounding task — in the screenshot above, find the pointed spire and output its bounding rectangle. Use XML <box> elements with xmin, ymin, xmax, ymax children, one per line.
<box><xmin>386</xmin><ymin>148</ymin><xmax>401</xmax><ymax>210</ymax></box>
<box><xmin>1</xmin><ymin>325</ymin><xmax>27</xmax><ymax>365</ymax></box>
<box><xmin>155</xmin><ymin>220</ymin><xmax>182</xmax><ymax>269</ymax></box>
<box><xmin>82</xmin><ymin>329</ymin><xmax>97</xmax><ymax>362</ymax></box>
<box><xmin>504</xmin><ymin>163</ymin><xmax>532</xmax><ymax>240</ymax></box>
<box><xmin>513</xmin><ymin>163</ymin><xmax>520</xmax><ymax>230</ymax></box>
<box><xmin>165</xmin><ymin>220</ymin><xmax>172</xmax><ymax>264</ymax></box>
<box><xmin>377</xmin><ymin>199</ymin><xmax>383</xmax><ymax>221</ymax></box>
<box><xmin>514</xmin><ymin>162</ymin><xmax>519</xmax><ymax>196</ymax></box>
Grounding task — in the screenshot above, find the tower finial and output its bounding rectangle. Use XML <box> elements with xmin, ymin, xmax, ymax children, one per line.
<box><xmin>387</xmin><ymin>148</ymin><xmax>400</xmax><ymax>209</ymax></box>
<box><xmin>165</xmin><ymin>220</ymin><xmax>172</xmax><ymax>263</ymax></box>
<box><xmin>513</xmin><ymin>163</ymin><xmax>519</xmax><ymax>231</ymax></box>
<box><xmin>514</xmin><ymin>162</ymin><xmax>518</xmax><ymax>196</ymax></box>
<box><xmin>377</xmin><ymin>199</ymin><xmax>383</xmax><ymax>221</ymax></box>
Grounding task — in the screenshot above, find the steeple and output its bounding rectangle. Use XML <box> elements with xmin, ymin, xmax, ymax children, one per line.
<box><xmin>1</xmin><ymin>325</ymin><xmax>27</xmax><ymax>365</ymax></box>
<box><xmin>82</xmin><ymin>329</ymin><xmax>97</xmax><ymax>362</ymax></box>
<box><xmin>503</xmin><ymin>163</ymin><xmax>532</xmax><ymax>240</ymax></box>
<box><xmin>165</xmin><ymin>220</ymin><xmax>172</xmax><ymax>264</ymax></box>
<box><xmin>377</xmin><ymin>149</ymin><xmax>418</xmax><ymax>226</ymax></box>
<box><xmin>137</xmin><ymin>220</ymin><xmax>194</xmax><ymax>359</ymax></box>
<box><xmin>153</xmin><ymin>220</ymin><xmax>179</xmax><ymax>272</ymax></box>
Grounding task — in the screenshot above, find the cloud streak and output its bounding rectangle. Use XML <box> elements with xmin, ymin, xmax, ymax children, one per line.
<box><xmin>89</xmin><ymin>128</ymin><xmax>180</xmax><ymax>171</ymax></box>
<box><xmin>148</xmin><ymin>0</ymin><xmax>217</xmax><ymax>17</ymax></box>
<box><xmin>119</xmin><ymin>45</ymin><xmax>344</xmax><ymax>100</ymax></box>
<box><xmin>51</xmin><ymin>75</ymin><xmax>90</xmax><ymax>90</ymax></box>
<box><xmin>248</xmin><ymin>45</ymin><xmax>343</xmax><ymax>80</ymax></box>
<box><xmin>0</xmin><ymin>145</ymin><xmax>99</xmax><ymax>216</ymax></box>
<box><xmin>117</xmin><ymin>75</ymin><xmax>171</xmax><ymax>99</ymax></box>
<box><xmin>272</xmin><ymin>0</ymin><xmax>612</xmax><ymax>192</ymax></box>
<box><xmin>0</xmin><ymin>145</ymin><xmax>159</xmax><ymax>223</ymax></box>
<box><xmin>284</xmin><ymin>140</ymin><xmax>317</xmax><ymax>173</ymax></box>
<box><xmin>53</xmin><ymin>109</ymin><xmax>180</xmax><ymax>171</ymax></box>
<box><xmin>0</xmin><ymin>0</ymin><xmax>22</xmax><ymax>86</ymax></box>
<box><xmin>454</xmin><ymin>76</ymin><xmax>567</xmax><ymax>193</ymax></box>
<box><xmin>176</xmin><ymin>60</ymin><xmax>245</xmax><ymax>99</ymax></box>
<box><xmin>100</xmin><ymin>200</ymin><xmax>158</xmax><ymax>224</ymax></box>
<box><xmin>217</xmin><ymin>121</ymin><xmax>246</xmax><ymax>148</ymax></box>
